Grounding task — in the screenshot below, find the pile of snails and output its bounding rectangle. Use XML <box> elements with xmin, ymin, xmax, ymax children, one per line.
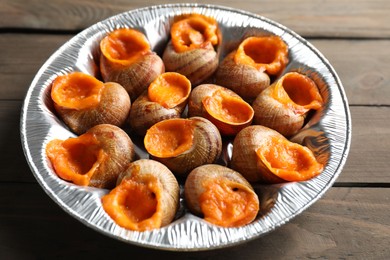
<box><xmin>46</xmin><ymin>13</ymin><xmax>324</xmax><ymax>231</ymax></box>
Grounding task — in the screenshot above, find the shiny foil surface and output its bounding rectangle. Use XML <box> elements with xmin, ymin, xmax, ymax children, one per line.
<box><xmin>20</xmin><ymin>4</ymin><xmax>351</xmax><ymax>251</ymax></box>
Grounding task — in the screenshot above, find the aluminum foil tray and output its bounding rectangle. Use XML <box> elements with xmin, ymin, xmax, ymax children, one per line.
<box><xmin>20</xmin><ymin>3</ymin><xmax>351</xmax><ymax>251</ymax></box>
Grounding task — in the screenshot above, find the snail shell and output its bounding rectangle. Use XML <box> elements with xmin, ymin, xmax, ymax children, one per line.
<box><xmin>162</xmin><ymin>41</ymin><xmax>218</xmax><ymax>86</ymax></box>
<box><xmin>144</xmin><ymin>117</ymin><xmax>222</xmax><ymax>178</ymax></box>
<box><xmin>215</xmin><ymin>51</ymin><xmax>270</xmax><ymax>102</ymax></box>
<box><xmin>184</xmin><ymin>164</ymin><xmax>259</xmax><ymax>227</ymax></box>
<box><xmin>188</xmin><ymin>84</ymin><xmax>254</xmax><ymax>136</ymax></box>
<box><xmin>101</xmin><ymin>159</ymin><xmax>180</xmax><ymax>231</ymax></box>
<box><xmin>162</xmin><ymin>14</ymin><xmax>220</xmax><ymax>86</ymax></box>
<box><xmin>100</xmin><ymin>28</ymin><xmax>165</xmax><ymax>101</ymax></box>
<box><xmin>231</xmin><ymin>125</ymin><xmax>324</xmax><ymax>183</ymax></box>
<box><xmin>128</xmin><ymin>72</ymin><xmax>191</xmax><ymax>136</ymax></box>
<box><xmin>52</xmin><ymin>72</ymin><xmax>131</xmax><ymax>135</ymax></box>
<box><xmin>252</xmin><ymin>72</ymin><xmax>323</xmax><ymax>137</ymax></box>
<box><xmin>46</xmin><ymin>124</ymin><xmax>135</xmax><ymax>189</ymax></box>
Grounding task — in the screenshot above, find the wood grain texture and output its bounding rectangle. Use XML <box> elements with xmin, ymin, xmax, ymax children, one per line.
<box><xmin>1</xmin><ymin>184</ymin><xmax>388</xmax><ymax>259</ymax></box>
<box><xmin>338</xmin><ymin>106</ymin><xmax>390</xmax><ymax>183</ymax></box>
<box><xmin>1</xmin><ymin>34</ymin><xmax>390</xmax><ymax>105</ymax></box>
<box><xmin>0</xmin><ymin>34</ymin><xmax>72</xmax><ymax>100</ymax></box>
<box><xmin>310</xmin><ymin>39</ymin><xmax>390</xmax><ymax>106</ymax></box>
<box><xmin>0</xmin><ymin>0</ymin><xmax>389</xmax><ymax>38</ymax></box>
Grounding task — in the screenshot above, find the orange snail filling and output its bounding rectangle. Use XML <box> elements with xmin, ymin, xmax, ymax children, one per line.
<box><xmin>45</xmin><ymin>133</ymin><xmax>107</xmax><ymax>186</ymax></box>
<box><xmin>148</xmin><ymin>72</ymin><xmax>191</xmax><ymax>109</ymax></box>
<box><xmin>202</xmin><ymin>89</ymin><xmax>254</xmax><ymax>125</ymax></box>
<box><xmin>273</xmin><ymin>72</ymin><xmax>323</xmax><ymax>114</ymax></box>
<box><xmin>100</xmin><ymin>28</ymin><xmax>151</xmax><ymax>65</ymax></box>
<box><xmin>256</xmin><ymin>136</ymin><xmax>324</xmax><ymax>182</ymax></box>
<box><xmin>51</xmin><ymin>72</ymin><xmax>104</xmax><ymax>110</ymax></box>
<box><xmin>234</xmin><ymin>36</ymin><xmax>289</xmax><ymax>75</ymax></box>
<box><xmin>144</xmin><ymin>119</ymin><xmax>195</xmax><ymax>158</ymax></box>
<box><xmin>171</xmin><ymin>14</ymin><xmax>218</xmax><ymax>53</ymax></box>
<box><xmin>101</xmin><ymin>175</ymin><xmax>162</xmax><ymax>231</ymax></box>
<box><xmin>199</xmin><ymin>179</ymin><xmax>259</xmax><ymax>227</ymax></box>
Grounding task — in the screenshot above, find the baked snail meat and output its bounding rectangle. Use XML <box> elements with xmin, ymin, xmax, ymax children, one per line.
<box><xmin>188</xmin><ymin>84</ymin><xmax>254</xmax><ymax>136</ymax></box>
<box><xmin>162</xmin><ymin>14</ymin><xmax>220</xmax><ymax>86</ymax></box>
<box><xmin>231</xmin><ymin>125</ymin><xmax>324</xmax><ymax>183</ymax></box>
<box><xmin>184</xmin><ymin>164</ymin><xmax>260</xmax><ymax>227</ymax></box>
<box><xmin>128</xmin><ymin>72</ymin><xmax>191</xmax><ymax>136</ymax></box>
<box><xmin>101</xmin><ymin>159</ymin><xmax>180</xmax><ymax>231</ymax></box>
<box><xmin>46</xmin><ymin>124</ymin><xmax>135</xmax><ymax>189</ymax></box>
<box><xmin>100</xmin><ymin>28</ymin><xmax>165</xmax><ymax>101</ymax></box>
<box><xmin>144</xmin><ymin>117</ymin><xmax>222</xmax><ymax>178</ymax></box>
<box><xmin>51</xmin><ymin>72</ymin><xmax>131</xmax><ymax>135</ymax></box>
<box><xmin>252</xmin><ymin>72</ymin><xmax>323</xmax><ymax>137</ymax></box>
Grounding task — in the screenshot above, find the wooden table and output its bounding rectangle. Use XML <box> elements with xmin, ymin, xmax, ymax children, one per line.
<box><xmin>1</xmin><ymin>0</ymin><xmax>389</xmax><ymax>258</ymax></box>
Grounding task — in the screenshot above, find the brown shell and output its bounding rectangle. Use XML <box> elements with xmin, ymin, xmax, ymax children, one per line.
<box><xmin>100</xmin><ymin>52</ymin><xmax>165</xmax><ymax>101</ymax></box>
<box><xmin>54</xmin><ymin>82</ymin><xmax>131</xmax><ymax>135</ymax></box>
<box><xmin>230</xmin><ymin>125</ymin><xmax>286</xmax><ymax>183</ymax></box>
<box><xmin>252</xmin><ymin>86</ymin><xmax>304</xmax><ymax>137</ymax></box>
<box><xmin>252</xmin><ymin>72</ymin><xmax>323</xmax><ymax>137</ymax></box>
<box><xmin>151</xmin><ymin>117</ymin><xmax>223</xmax><ymax>178</ymax></box>
<box><xmin>184</xmin><ymin>164</ymin><xmax>257</xmax><ymax>216</ymax></box>
<box><xmin>86</xmin><ymin>124</ymin><xmax>135</xmax><ymax>188</ymax></box>
<box><xmin>128</xmin><ymin>91</ymin><xmax>185</xmax><ymax>136</ymax></box>
<box><xmin>117</xmin><ymin>159</ymin><xmax>180</xmax><ymax>228</ymax></box>
<box><xmin>215</xmin><ymin>51</ymin><xmax>270</xmax><ymax>102</ymax></box>
<box><xmin>162</xmin><ymin>41</ymin><xmax>218</xmax><ymax>86</ymax></box>
<box><xmin>231</xmin><ymin>125</ymin><xmax>323</xmax><ymax>183</ymax></box>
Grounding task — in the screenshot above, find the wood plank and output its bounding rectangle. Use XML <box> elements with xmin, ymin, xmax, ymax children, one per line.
<box><xmin>0</xmin><ymin>101</ymin><xmax>35</xmax><ymax>183</ymax></box>
<box><xmin>0</xmin><ymin>183</ymin><xmax>388</xmax><ymax>258</ymax></box>
<box><xmin>0</xmin><ymin>0</ymin><xmax>389</xmax><ymax>38</ymax></box>
<box><xmin>2</xmin><ymin>100</ymin><xmax>390</xmax><ymax>183</ymax></box>
<box><xmin>1</xmin><ymin>34</ymin><xmax>390</xmax><ymax>105</ymax></box>
<box><xmin>310</xmin><ymin>39</ymin><xmax>390</xmax><ymax>106</ymax></box>
<box><xmin>0</xmin><ymin>34</ymin><xmax>73</xmax><ymax>100</ymax></box>
<box><xmin>338</xmin><ymin>106</ymin><xmax>390</xmax><ymax>183</ymax></box>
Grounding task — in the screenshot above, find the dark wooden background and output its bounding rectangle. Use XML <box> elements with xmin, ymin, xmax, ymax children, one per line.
<box><xmin>1</xmin><ymin>0</ymin><xmax>389</xmax><ymax>259</ymax></box>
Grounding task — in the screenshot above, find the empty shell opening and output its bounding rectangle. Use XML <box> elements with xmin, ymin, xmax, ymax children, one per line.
<box><xmin>51</xmin><ymin>72</ymin><xmax>104</xmax><ymax>110</ymax></box>
<box><xmin>144</xmin><ymin>118</ymin><xmax>195</xmax><ymax>158</ymax></box>
<box><xmin>148</xmin><ymin>72</ymin><xmax>191</xmax><ymax>109</ymax></box>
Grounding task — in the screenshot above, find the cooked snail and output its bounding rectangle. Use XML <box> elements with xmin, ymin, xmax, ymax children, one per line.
<box><xmin>51</xmin><ymin>71</ymin><xmax>131</xmax><ymax>135</ymax></box>
<box><xmin>144</xmin><ymin>117</ymin><xmax>222</xmax><ymax>177</ymax></box>
<box><xmin>231</xmin><ymin>125</ymin><xmax>324</xmax><ymax>183</ymax></box>
<box><xmin>252</xmin><ymin>72</ymin><xmax>323</xmax><ymax>137</ymax></box>
<box><xmin>101</xmin><ymin>159</ymin><xmax>180</xmax><ymax>231</ymax></box>
<box><xmin>184</xmin><ymin>164</ymin><xmax>260</xmax><ymax>227</ymax></box>
<box><xmin>46</xmin><ymin>124</ymin><xmax>135</xmax><ymax>189</ymax></box>
<box><xmin>128</xmin><ymin>72</ymin><xmax>191</xmax><ymax>135</ymax></box>
<box><xmin>162</xmin><ymin>14</ymin><xmax>220</xmax><ymax>86</ymax></box>
<box><xmin>215</xmin><ymin>35</ymin><xmax>289</xmax><ymax>101</ymax></box>
<box><xmin>100</xmin><ymin>28</ymin><xmax>165</xmax><ymax>101</ymax></box>
<box><xmin>188</xmin><ymin>84</ymin><xmax>254</xmax><ymax>135</ymax></box>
